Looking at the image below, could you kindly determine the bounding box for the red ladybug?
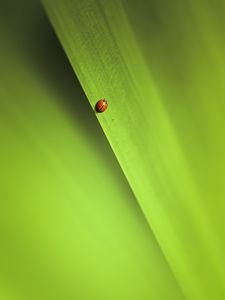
[96,99,108,113]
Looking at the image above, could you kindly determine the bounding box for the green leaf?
[42,0,225,299]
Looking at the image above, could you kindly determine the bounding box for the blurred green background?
[0,1,183,300]
[1,0,225,299]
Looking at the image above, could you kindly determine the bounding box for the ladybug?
[96,99,108,113]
